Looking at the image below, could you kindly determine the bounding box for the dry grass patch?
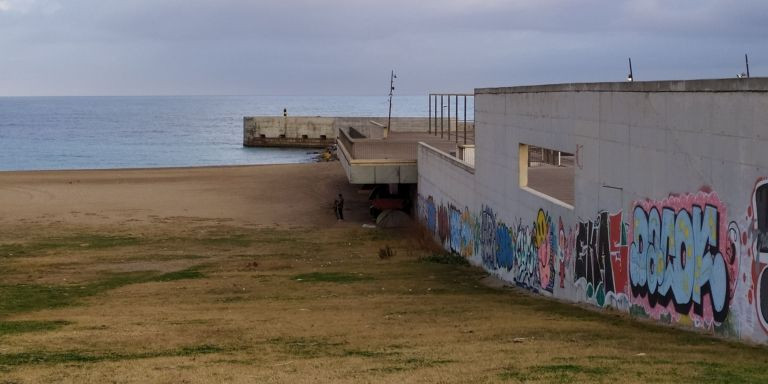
[0,225,766,383]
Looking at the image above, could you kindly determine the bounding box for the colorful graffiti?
[437,204,450,244]
[508,218,541,291]
[732,179,768,336]
[628,191,737,327]
[421,198,574,295]
[536,210,557,293]
[752,180,768,332]
[478,207,554,292]
[423,195,437,235]
[419,195,474,258]
[557,218,575,290]
[449,206,474,257]
[575,211,629,307]
[419,177,768,342]
[479,206,497,269]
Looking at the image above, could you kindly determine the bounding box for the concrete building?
[244,94,476,186]
[416,78,768,344]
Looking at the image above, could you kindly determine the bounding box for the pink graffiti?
[539,238,552,291]
[746,179,768,332]
[558,218,574,289]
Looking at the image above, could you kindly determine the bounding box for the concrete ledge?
[418,142,475,174]
[244,137,334,148]
[338,139,418,184]
[520,186,574,210]
[243,116,439,148]
[476,77,768,95]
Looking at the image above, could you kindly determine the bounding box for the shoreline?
[0,161,322,175]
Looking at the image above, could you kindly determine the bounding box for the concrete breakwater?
[243,116,461,148]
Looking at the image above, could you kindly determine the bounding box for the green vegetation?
[689,360,768,384]
[196,234,252,247]
[154,266,206,282]
[292,272,372,284]
[370,357,454,373]
[0,266,206,317]
[268,337,450,374]
[498,367,532,382]
[419,252,470,266]
[343,349,399,358]
[0,344,224,367]
[0,320,71,337]
[499,364,610,383]
[269,337,346,358]
[530,363,610,376]
[0,235,140,257]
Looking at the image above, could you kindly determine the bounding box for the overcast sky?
[1,0,766,96]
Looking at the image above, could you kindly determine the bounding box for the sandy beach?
[0,163,367,231]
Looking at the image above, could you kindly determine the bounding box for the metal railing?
[528,145,575,167]
[428,93,475,145]
[338,129,457,161]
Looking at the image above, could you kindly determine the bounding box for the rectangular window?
[519,143,574,207]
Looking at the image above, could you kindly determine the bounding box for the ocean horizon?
[0,95,453,172]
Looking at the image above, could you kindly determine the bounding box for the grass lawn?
[0,225,766,383]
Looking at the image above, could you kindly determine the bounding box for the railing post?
[447,94,451,141]
[440,95,444,139]
[463,95,467,145]
[435,94,439,136]
[428,94,432,134]
[433,94,437,136]
[455,95,458,143]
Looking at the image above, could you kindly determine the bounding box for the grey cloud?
[1,0,766,96]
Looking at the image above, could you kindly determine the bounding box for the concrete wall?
[458,145,475,166]
[243,116,441,147]
[243,117,336,147]
[417,78,768,344]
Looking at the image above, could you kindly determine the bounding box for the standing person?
[337,193,344,220]
[333,196,340,220]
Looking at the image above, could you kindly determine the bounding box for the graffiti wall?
[418,178,768,343]
[750,180,768,337]
[575,211,630,309]
[628,191,736,330]
[417,81,768,345]
[731,179,768,341]
[418,196,577,298]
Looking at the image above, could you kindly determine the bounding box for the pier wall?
[417,78,768,344]
[243,116,442,147]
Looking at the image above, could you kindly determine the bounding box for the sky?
[1,0,766,96]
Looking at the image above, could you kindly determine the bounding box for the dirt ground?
[0,163,767,383]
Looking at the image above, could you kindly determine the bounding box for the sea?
[0,95,448,171]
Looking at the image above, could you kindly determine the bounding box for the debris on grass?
[378,245,395,259]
